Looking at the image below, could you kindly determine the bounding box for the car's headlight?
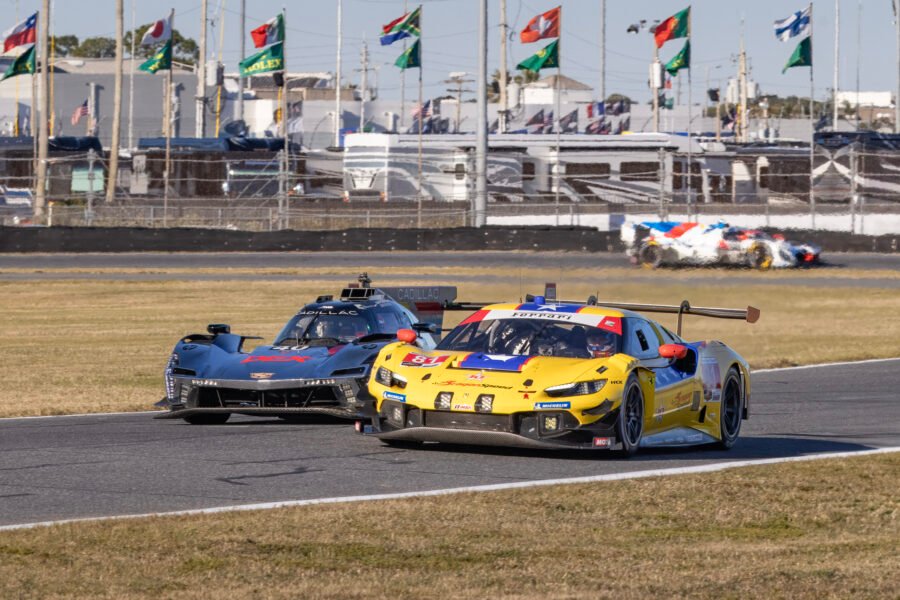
[544,379,607,398]
[375,366,407,389]
[164,353,178,399]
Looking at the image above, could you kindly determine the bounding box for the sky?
[4,0,895,104]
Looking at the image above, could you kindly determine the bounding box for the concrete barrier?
[0,226,897,254]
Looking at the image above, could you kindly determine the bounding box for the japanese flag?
[141,13,172,46]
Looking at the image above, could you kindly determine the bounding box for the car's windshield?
[437,318,621,359]
[275,312,372,345]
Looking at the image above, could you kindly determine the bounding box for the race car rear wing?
[583,299,760,337]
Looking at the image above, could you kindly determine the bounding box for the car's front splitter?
[370,426,620,450]
[155,406,363,420]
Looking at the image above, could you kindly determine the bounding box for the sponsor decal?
[299,309,359,315]
[515,303,583,313]
[467,373,486,381]
[701,361,722,402]
[596,317,622,335]
[592,437,612,448]
[451,403,473,411]
[401,353,450,368]
[383,391,406,403]
[190,379,219,387]
[511,311,574,321]
[458,353,533,372]
[654,405,664,423]
[430,379,513,390]
[241,355,312,364]
[250,372,274,379]
[534,401,571,410]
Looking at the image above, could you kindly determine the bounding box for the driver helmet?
[314,318,341,339]
[586,329,616,358]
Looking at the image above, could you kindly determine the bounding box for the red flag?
[520,7,560,44]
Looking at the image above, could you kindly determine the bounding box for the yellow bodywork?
[368,303,751,448]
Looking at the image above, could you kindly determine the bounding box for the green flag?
[783,36,812,73]
[239,42,284,77]
[138,40,172,74]
[1,45,36,81]
[665,40,690,76]
[516,39,559,72]
[395,39,421,70]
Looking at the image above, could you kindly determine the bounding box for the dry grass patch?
[1,276,898,417]
[0,453,897,599]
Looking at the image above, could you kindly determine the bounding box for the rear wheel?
[638,243,665,269]
[183,413,230,425]
[749,243,773,270]
[717,368,743,449]
[617,375,645,456]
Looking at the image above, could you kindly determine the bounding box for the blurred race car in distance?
[621,220,821,269]
[363,284,759,455]
[156,275,454,425]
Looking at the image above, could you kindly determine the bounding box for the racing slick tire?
[748,243,773,270]
[616,374,645,456]
[638,243,665,269]
[716,367,743,449]
[183,413,231,425]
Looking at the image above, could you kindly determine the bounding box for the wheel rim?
[722,378,741,438]
[624,385,643,445]
[642,245,660,266]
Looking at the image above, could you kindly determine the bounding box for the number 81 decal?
[401,353,450,367]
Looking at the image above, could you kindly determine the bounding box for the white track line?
[2,446,898,532]
[0,410,160,422]
[752,356,900,374]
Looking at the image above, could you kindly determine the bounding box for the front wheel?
[749,243,773,270]
[617,375,645,456]
[183,413,230,425]
[717,368,744,449]
[638,243,665,269]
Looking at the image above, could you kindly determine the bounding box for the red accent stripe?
[460,309,489,325]
[664,222,699,238]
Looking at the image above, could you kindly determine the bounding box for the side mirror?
[412,322,441,335]
[659,344,688,360]
[207,323,231,335]
[396,329,418,344]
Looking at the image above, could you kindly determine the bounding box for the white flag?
[774,7,811,42]
[141,13,172,46]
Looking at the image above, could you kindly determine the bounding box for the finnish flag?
[774,7,811,42]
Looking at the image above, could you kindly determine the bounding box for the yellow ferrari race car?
[363,292,759,454]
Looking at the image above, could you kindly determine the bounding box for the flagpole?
[475,0,488,226]
[809,2,815,230]
[128,0,136,150]
[237,0,245,126]
[417,41,423,227]
[13,1,19,137]
[652,35,660,131]
[832,0,839,130]
[281,7,288,230]
[687,9,693,218]
[400,0,407,131]
[35,0,49,223]
[553,8,562,223]
[334,0,342,147]
[163,8,174,228]
[48,0,54,136]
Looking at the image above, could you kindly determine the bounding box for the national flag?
[489,119,499,133]
[381,6,421,46]
[138,40,172,73]
[722,108,737,131]
[585,118,606,134]
[586,101,605,118]
[70,99,89,126]
[665,40,690,76]
[395,39,421,70]
[520,6,560,43]
[516,39,559,72]
[559,109,578,133]
[141,12,172,46]
[542,110,554,134]
[525,109,545,127]
[251,14,284,49]
[412,99,431,120]
[665,76,673,90]
[654,7,690,49]
[774,7,811,42]
[239,41,284,77]
[782,36,812,73]
[1,44,35,81]
[3,12,37,53]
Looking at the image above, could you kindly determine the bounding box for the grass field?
[2,269,900,417]
[1,452,897,599]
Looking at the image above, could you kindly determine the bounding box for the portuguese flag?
[516,39,559,72]
[654,7,690,49]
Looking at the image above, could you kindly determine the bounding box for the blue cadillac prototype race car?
[156,275,456,425]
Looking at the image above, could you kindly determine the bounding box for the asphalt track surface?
[0,252,898,289]
[1,359,898,528]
